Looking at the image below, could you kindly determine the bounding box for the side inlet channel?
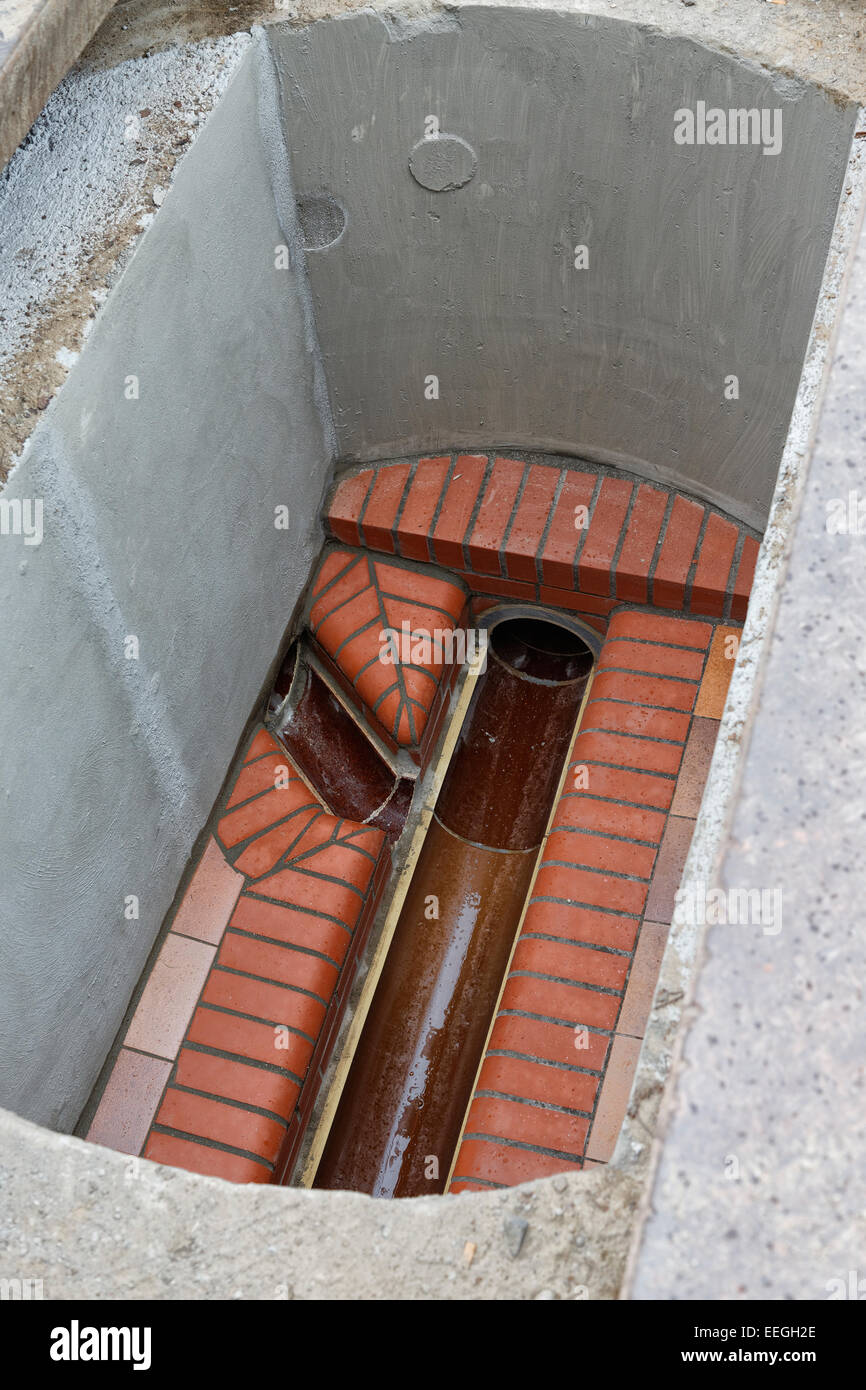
[313,616,595,1196]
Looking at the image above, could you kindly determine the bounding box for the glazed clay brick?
[93,460,753,1192]
[450,606,715,1188]
[328,456,760,620]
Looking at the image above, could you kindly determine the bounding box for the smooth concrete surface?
[7,2,866,482]
[628,162,866,1303]
[270,7,857,530]
[0,0,115,171]
[0,34,334,1130]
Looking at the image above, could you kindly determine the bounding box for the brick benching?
[448,609,740,1189]
[306,546,468,760]
[88,729,391,1183]
[86,548,474,1181]
[327,453,760,626]
[88,452,752,1189]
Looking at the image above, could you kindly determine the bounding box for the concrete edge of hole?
[0,1101,638,1300]
[0,0,117,173]
[617,108,866,1300]
[80,3,866,109]
[628,164,866,1303]
[0,8,865,1301]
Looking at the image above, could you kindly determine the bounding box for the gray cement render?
[628,167,866,1304]
[0,34,334,1131]
[0,2,864,1302]
[269,6,856,531]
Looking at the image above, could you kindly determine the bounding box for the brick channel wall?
[450,613,736,1188]
[88,730,391,1182]
[327,454,759,627]
[87,451,752,1188]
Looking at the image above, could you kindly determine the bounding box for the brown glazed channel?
[275,653,413,838]
[436,624,594,851]
[313,619,592,1197]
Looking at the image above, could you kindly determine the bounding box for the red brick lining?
[90,730,391,1184]
[327,454,758,624]
[95,608,734,1189]
[448,609,725,1190]
[89,451,754,1189]
[146,731,389,1183]
[308,547,468,755]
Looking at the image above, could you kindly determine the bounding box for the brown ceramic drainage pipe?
[273,648,413,838]
[313,618,593,1198]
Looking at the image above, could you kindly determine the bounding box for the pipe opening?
[490,617,595,684]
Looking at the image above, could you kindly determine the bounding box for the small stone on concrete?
[504,1215,529,1258]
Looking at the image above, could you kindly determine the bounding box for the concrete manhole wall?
[0,3,864,1300]
[268,7,856,532]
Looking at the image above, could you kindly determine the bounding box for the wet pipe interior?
[313,618,594,1197]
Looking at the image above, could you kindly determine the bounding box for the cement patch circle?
[409,135,477,192]
[297,193,346,250]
